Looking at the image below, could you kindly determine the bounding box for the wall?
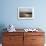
[0,0,46,29]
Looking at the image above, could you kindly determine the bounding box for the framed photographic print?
[18,7,34,19]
